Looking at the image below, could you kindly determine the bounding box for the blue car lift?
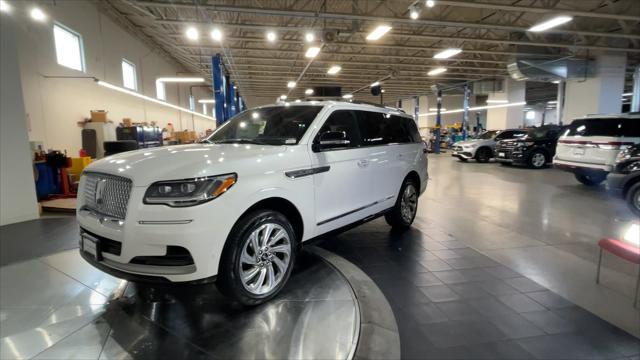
[211,54,246,126]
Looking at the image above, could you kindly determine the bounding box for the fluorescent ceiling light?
[295,99,301,103]
[97,80,214,121]
[547,100,558,104]
[421,101,526,116]
[528,15,573,32]
[370,81,380,87]
[30,7,46,21]
[429,108,446,111]
[279,95,287,100]
[428,67,447,76]
[287,81,296,88]
[305,88,314,95]
[186,27,199,40]
[433,48,462,59]
[486,99,508,104]
[366,25,392,41]
[305,32,315,43]
[343,94,353,99]
[1,0,12,13]
[157,77,205,83]
[381,89,386,93]
[266,31,277,42]
[426,0,435,8]
[198,99,216,104]
[327,65,342,75]
[305,46,321,58]
[552,80,561,84]
[210,28,223,42]
[623,92,633,96]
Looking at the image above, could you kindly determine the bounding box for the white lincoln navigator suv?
[77,101,428,305]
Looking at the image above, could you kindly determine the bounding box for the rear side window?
[356,111,388,146]
[396,116,421,143]
[563,118,640,137]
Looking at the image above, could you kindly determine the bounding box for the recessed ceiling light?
[486,99,508,104]
[428,67,447,76]
[327,65,342,75]
[266,31,277,42]
[366,25,392,41]
[186,27,199,40]
[410,8,420,20]
[381,89,386,93]
[0,0,12,13]
[305,88,314,95]
[342,94,353,99]
[433,48,462,59]
[305,46,321,58]
[210,28,223,42]
[287,81,296,88]
[30,7,47,21]
[305,32,315,43]
[295,99,301,103]
[528,15,573,32]
[426,0,435,8]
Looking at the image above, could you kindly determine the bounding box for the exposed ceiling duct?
[508,58,595,82]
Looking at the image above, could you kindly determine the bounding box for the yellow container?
[69,157,92,177]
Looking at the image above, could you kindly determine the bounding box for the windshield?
[525,126,560,140]
[204,105,323,145]
[562,118,640,137]
[477,130,499,140]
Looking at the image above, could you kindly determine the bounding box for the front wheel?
[217,210,297,306]
[625,182,640,217]
[475,147,492,163]
[575,172,607,186]
[385,178,418,230]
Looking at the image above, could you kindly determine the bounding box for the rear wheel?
[575,172,607,186]
[217,210,296,306]
[385,178,418,230]
[528,150,548,169]
[626,182,640,217]
[475,147,492,163]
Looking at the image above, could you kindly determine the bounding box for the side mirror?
[315,131,350,151]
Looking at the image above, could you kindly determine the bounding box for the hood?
[454,139,490,147]
[84,143,301,186]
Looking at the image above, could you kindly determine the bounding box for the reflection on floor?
[320,219,640,359]
[0,250,358,359]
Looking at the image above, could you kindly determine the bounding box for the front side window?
[205,105,322,145]
[317,110,360,148]
[53,23,85,72]
[121,59,137,90]
[478,130,499,140]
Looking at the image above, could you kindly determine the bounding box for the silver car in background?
[452,129,527,163]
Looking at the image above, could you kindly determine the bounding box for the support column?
[563,53,626,122]
[486,79,525,130]
[632,65,640,113]
[1,16,39,225]
[556,80,565,125]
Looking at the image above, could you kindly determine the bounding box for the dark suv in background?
[495,125,564,169]
[608,144,640,216]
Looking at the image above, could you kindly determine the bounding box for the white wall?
[486,79,525,130]
[1,16,40,225]
[15,1,217,156]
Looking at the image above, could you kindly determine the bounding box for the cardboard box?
[90,110,108,122]
[175,130,199,144]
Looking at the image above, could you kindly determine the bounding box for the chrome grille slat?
[82,172,132,220]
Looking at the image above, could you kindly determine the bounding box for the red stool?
[597,238,640,308]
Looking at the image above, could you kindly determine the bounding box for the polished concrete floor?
[0,248,358,359]
[419,154,639,337]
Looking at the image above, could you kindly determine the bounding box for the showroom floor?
[0,154,638,359]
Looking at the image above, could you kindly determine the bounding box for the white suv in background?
[77,101,428,305]
[554,113,640,186]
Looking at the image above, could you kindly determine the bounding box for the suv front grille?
[83,172,133,220]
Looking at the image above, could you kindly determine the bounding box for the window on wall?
[156,81,166,100]
[121,59,137,90]
[53,23,85,72]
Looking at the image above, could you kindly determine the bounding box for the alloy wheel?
[532,153,546,168]
[239,223,291,295]
[400,184,418,223]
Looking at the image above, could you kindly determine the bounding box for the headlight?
[144,174,237,207]
[615,148,631,164]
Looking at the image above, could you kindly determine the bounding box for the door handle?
[357,159,369,168]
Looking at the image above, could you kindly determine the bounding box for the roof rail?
[348,100,406,113]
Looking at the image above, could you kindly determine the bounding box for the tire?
[458,157,468,162]
[625,182,640,217]
[574,172,607,186]
[217,209,297,306]
[528,150,548,169]
[475,147,492,163]
[500,162,512,166]
[385,177,419,230]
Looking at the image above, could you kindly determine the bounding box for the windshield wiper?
[211,138,272,145]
